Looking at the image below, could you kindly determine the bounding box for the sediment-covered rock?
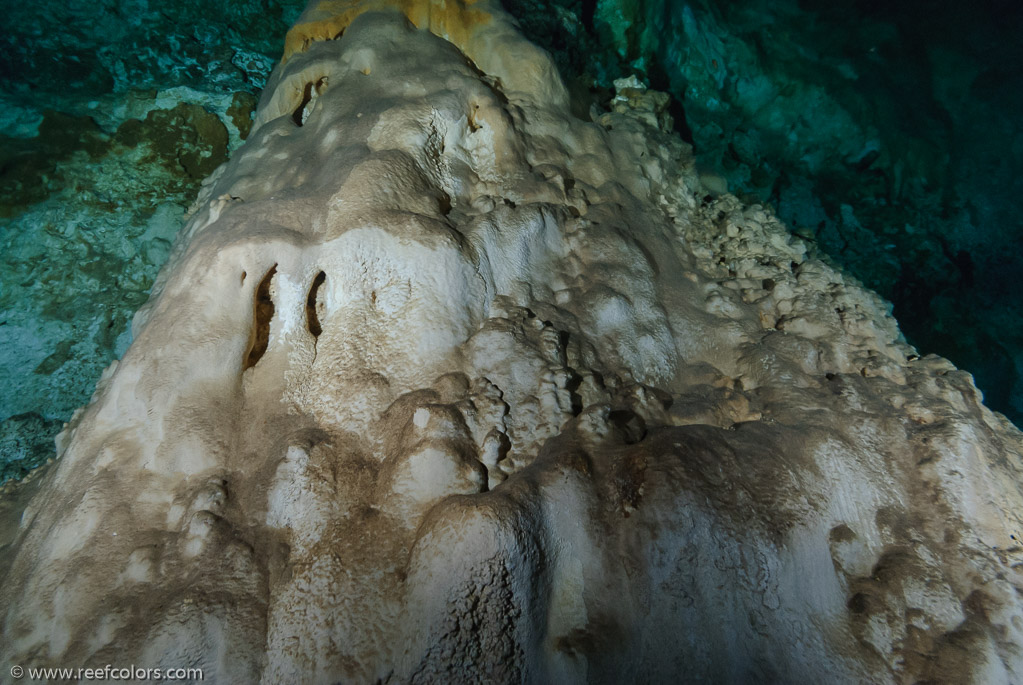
[2,1,1023,683]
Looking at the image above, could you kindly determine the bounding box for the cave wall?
[500,0,1023,424]
[0,0,305,481]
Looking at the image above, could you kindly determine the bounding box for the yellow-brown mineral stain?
[282,0,493,62]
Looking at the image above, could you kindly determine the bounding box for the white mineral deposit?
[2,1,1023,683]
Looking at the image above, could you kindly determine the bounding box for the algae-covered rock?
[114,103,229,179]
[0,112,107,217]
[0,413,63,483]
[0,0,288,482]
[0,100,230,484]
[228,91,260,140]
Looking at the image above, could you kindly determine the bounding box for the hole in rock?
[847,592,871,614]
[293,83,314,126]
[438,191,452,216]
[292,77,328,127]
[609,409,647,445]
[646,385,674,410]
[306,271,326,337]
[241,271,247,284]
[565,372,584,417]
[245,265,277,369]
[558,329,570,353]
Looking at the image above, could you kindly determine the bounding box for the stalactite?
[2,1,1023,683]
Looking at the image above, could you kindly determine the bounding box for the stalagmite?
[3,1,1023,682]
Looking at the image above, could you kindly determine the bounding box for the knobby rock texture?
[2,1,1023,683]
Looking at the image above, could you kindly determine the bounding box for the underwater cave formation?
[1,0,1023,683]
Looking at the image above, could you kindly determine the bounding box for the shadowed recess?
[307,270,326,338]
[246,265,277,369]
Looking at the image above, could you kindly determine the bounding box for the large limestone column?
[3,1,1023,683]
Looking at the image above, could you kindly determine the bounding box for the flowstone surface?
[3,1,1023,683]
